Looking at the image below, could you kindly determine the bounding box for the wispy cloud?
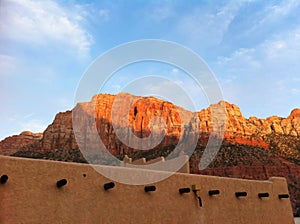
[214,23,300,117]
[234,1,300,47]
[98,9,110,22]
[0,55,17,76]
[0,0,93,58]
[147,4,174,22]
[0,0,299,139]
[253,0,300,29]
[177,2,242,46]
[291,88,300,95]
[217,25,300,69]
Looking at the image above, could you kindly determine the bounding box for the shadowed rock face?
[0,131,42,156]
[0,93,299,214]
[6,93,298,157]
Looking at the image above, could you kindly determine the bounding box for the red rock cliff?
[3,93,299,161]
[1,93,299,214]
[0,131,42,155]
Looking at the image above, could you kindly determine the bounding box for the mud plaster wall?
[0,156,294,224]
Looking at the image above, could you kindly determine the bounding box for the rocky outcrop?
[1,93,299,166]
[198,101,300,162]
[41,111,77,153]
[0,131,42,156]
[14,94,299,160]
[1,93,299,214]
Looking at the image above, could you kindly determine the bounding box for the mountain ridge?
[0,93,299,215]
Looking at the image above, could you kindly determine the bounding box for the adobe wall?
[124,154,190,173]
[0,156,294,224]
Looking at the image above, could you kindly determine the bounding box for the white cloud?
[177,2,241,46]
[258,1,300,25]
[243,1,300,40]
[214,25,300,117]
[0,0,93,58]
[23,113,34,119]
[291,88,300,95]
[148,4,174,22]
[98,9,110,21]
[0,55,17,76]
[217,48,261,69]
[217,25,300,70]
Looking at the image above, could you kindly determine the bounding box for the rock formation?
[0,131,42,156]
[0,93,299,214]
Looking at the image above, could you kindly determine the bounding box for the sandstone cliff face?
[199,101,300,148]
[41,111,77,152]
[74,93,199,156]
[2,93,299,164]
[1,93,299,214]
[0,131,42,156]
[21,94,299,160]
[1,93,299,165]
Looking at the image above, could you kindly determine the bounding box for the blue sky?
[0,0,300,140]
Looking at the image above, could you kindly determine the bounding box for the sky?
[0,0,300,140]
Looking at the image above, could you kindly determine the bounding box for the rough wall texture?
[0,156,295,224]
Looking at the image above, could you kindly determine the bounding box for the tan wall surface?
[0,156,294,224]
[124,155,190,174]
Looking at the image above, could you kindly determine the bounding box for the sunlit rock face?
[0,93,299,214]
